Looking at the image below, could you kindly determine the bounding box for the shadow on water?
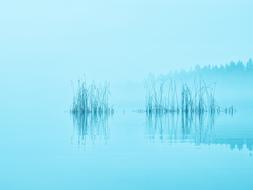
[145,112,253,151]
[71,112,113,146]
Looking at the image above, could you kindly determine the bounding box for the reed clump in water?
[145,78,234,115]
[71,79,114,115]
[70,79,113,145]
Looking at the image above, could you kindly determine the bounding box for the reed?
[71,79,114,115]
[145,78,234,115]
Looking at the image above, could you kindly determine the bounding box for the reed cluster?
[145,78,234,115]
[71,79,114,115]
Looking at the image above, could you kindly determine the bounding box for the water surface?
[1,97,252,190]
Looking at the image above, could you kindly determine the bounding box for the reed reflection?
[146,112,215,145]
[71,112,113,145]
[146,112,253,151]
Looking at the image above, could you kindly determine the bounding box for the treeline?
[195,59,253,75]
[166,59,253,78]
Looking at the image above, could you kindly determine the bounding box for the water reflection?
[71,112,112,146]
[213,138,253,151]
[70,110,253,152]
[146,112,253,151]
[146,112,215,143]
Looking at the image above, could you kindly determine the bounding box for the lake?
[1,82,252,190]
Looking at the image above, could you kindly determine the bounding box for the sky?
[0,0,253,83]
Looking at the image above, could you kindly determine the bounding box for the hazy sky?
[1,0,253,82]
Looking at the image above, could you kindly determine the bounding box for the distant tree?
[246,58,253,70]
[195,65,201,72]
[236,61,244,71]
[230,61,236,69]
[220,65,225,70]
[213,65,219,72]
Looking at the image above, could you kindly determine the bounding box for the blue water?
[1,91,253,190]
[1,0,253,188]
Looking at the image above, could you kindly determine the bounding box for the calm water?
[1,0,253,188]
[1,90,253,190]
